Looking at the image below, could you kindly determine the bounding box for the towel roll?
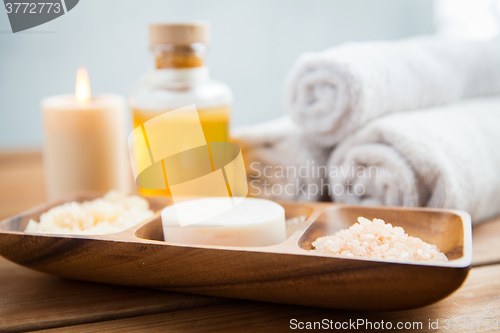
[231,117,331,201]
[327,96,500,224]
[286,36,500,147]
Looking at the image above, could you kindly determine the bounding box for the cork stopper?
[149,22,210,46]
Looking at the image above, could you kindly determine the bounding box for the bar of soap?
[161,197,286,247]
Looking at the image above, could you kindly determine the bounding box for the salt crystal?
[312,217,448,262]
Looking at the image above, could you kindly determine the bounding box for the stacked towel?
[231,117,331,201]
[286,36,500,147]
[327,96,500,224]
[233,35,500,223]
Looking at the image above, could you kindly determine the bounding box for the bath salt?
[286,215,307,227]
[312,217,448,262]
[24,190,154,235]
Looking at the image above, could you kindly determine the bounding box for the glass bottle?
[130,22,232,196]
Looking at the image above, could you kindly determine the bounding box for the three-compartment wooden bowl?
[0,193,472,311]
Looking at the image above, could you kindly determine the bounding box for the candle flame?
[75,67,91,103]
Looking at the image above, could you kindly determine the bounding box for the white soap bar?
[161,197,286,247]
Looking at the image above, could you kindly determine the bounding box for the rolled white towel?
[286,36,500,147]
[327,96,500,224]
[231,117,331,201]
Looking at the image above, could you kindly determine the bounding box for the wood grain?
[38,263,500,333]
[0,256,228,333]
[0,153,227,333]
[0,195,472,312]
[1,151,498,265]
[472,216,500,267]
[0,150,498,333]
[0,150,500,266]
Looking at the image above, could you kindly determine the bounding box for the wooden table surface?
[0,151,499,333]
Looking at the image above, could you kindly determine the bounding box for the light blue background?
[0,0,434,148]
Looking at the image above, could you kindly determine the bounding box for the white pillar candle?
[42,68,131,200]
[161,197,286,247]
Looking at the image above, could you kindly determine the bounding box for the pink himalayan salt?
[312,217,448,262]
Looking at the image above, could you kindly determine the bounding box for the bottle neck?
[148,66,210,88]
[152,43,207,69]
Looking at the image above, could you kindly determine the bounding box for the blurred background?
[0,0,498,148]
[0,0,434,148]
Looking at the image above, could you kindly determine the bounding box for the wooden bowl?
[0,193,471,311]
